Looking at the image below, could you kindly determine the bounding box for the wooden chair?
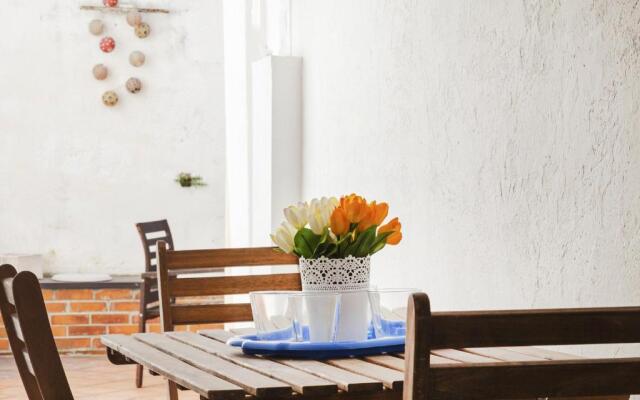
[134,219,175,388]
[404,292,640,399]
[0,264,74,400]
[156,240,299,399]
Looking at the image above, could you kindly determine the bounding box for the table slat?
[134,333,293,397]
[431,349,500,363]
[462,347,545,362]
[171,331,338,396]
[277,358,383,393]
[101,334,245,400]
[326,358,404,390]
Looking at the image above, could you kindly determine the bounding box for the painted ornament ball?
[99,36,115,53]
[103,0,118,7]
[126,77,142,94]
[88,19,104,35]
[134,22,151,39]
[126,10,142,27]
[129,51,145,67]
[92,64,108,80]
[102,91,118,106]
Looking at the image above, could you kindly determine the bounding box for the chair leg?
[135,314,145,388]
[167,380,179,400]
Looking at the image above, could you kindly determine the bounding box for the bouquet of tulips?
[271,194,402,259]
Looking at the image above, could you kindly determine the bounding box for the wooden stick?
[79,5,170,14]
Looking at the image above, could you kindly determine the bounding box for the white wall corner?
[250,55,302,246]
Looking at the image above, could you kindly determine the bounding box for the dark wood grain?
[169,273,302,297]
[430,306,640,349]
[156,240,299,331]
[171,303,253,324]
[430,358,640,399]
[164,247,298,269]
[135,219,175,388]
[405,292,639,400]
[0,265,74,400]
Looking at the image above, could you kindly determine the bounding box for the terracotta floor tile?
[0,356,200,399]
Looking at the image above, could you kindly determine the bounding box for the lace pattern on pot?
[298,255,370,292]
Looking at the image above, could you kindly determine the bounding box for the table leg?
[167,380,178,400]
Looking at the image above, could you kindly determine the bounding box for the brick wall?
[0,288,222,354]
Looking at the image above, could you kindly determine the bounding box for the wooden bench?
[404,292,640,399]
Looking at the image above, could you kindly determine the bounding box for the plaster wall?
[291,0,640,318]
[0,0,226,274]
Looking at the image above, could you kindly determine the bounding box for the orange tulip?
[358,201,389,231]
[330,207,350,236]
[378,217,402,245]
[340,194,370,223]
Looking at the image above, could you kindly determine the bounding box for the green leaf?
[369,231,393,255]
[294,228,322,259]
[354,226,377,257]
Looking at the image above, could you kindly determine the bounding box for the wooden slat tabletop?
[101,329,621,400]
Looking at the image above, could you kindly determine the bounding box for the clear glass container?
[368,288,420,338]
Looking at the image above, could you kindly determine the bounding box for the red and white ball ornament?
[99,36,116,53]
[103,0,118,7]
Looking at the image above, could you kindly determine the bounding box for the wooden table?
[102,329,625,400]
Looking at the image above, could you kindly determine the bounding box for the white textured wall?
[0,0,225,274]
[292,1,640,315]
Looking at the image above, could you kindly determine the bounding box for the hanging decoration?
[134,22,151,39]
[88,19,104,35]
[92,64,109,80]
[82,3,169,108]
[129,51,145,67]
[102,91,119,106]
[99,36,116,53]
[126,10,142,27]
[126,78,142,93]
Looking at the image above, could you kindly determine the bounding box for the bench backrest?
[404,292,640,399]
[156,241,300,331]
[0,265,73,400]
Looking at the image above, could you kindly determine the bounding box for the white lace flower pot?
[298,256,371,342]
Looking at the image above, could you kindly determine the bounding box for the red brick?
[51,326,66,337]
[51,314,89,325]
[108,325,138,334]
[91,314,129,324]
[55,338,91,350]
[95,289,132,300]
[0,326,6,337]
[45,302,67,313]
[132,290,141,299]
[111,301,139,312]
[91,338,106,349]
[68,326,106,336]
[55,289,93,300]
[147,324,162,333]
[70,302,107,312]
[0,339,8,350]
[41,289,54,300]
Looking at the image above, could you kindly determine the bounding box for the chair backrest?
[0,265,73,400]
[135,219,175,273]
[156,241,300,331]
[404,292,640,400]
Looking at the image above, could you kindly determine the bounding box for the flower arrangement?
[271,194,402,259]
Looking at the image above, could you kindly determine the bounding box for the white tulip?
[283,202,308,229]
[270,222,297,253]
[306,197,338,235]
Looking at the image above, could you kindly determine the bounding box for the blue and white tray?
[227,325,405,359]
